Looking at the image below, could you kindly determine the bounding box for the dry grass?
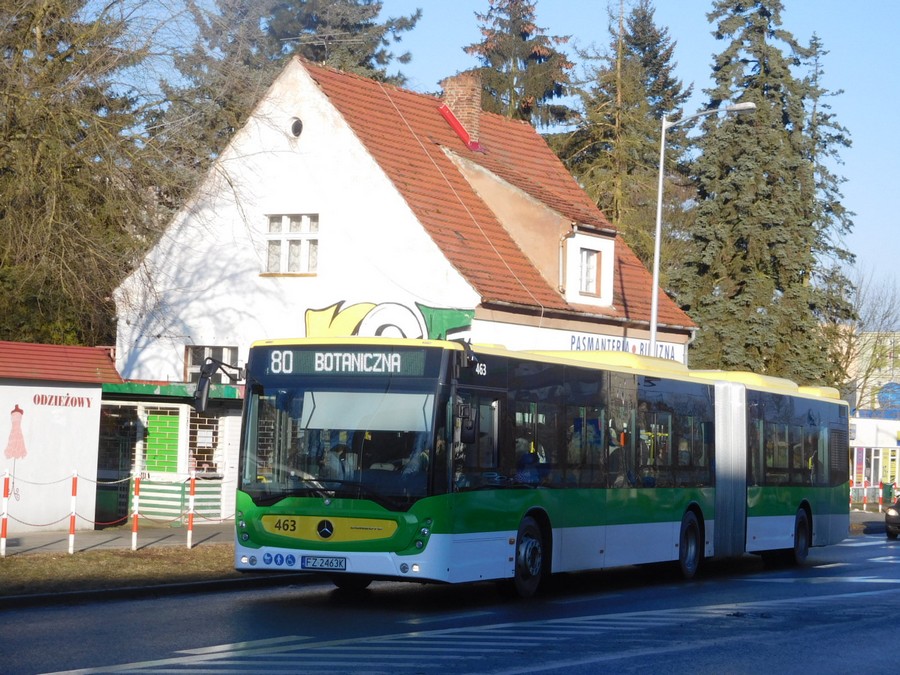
[0,544,242,597]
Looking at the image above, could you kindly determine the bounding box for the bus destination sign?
[263,348,426,377]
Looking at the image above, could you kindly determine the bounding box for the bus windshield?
[241,383,440,510]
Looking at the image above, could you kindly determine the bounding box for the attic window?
[264,214,318,275]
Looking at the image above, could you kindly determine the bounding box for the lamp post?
[648,101,756,356]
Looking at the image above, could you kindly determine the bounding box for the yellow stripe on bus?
[261,515,398,542]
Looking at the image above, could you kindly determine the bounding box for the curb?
[0,572,312,610]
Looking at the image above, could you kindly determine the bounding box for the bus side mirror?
[192,358,243,414]
[457,403,478,444]
[193,373,211,414]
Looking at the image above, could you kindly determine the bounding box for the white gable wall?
[116,61,478,381]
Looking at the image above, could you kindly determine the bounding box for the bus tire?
[678,511,702,579]
[331,574,372,591]
[790,508,810,565]
[512,516,544,598]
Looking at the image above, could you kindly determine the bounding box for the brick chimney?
[439,70,483,151]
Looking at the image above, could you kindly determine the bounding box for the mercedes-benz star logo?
[317,520,334,539]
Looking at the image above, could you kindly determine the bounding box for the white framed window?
[264,214,318,274]
[186,346,239,384]
[579,248,600,296]
[565,232,614,307]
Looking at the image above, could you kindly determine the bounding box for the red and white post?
[1,470,10,558]
[186,471,196,549]
[131,475,141,551]
[67,470,78,554]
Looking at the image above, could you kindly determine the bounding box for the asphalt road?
[0,509,894,674]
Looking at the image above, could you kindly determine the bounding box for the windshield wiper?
[251,480,329,505]
[317,478,411,510]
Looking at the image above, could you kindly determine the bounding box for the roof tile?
[301,59,693,330]
[0,341,123,384]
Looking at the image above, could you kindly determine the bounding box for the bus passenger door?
[453,391,501,490]
[713,381,748,558]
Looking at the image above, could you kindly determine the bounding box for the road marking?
[746,575,900,585]
[837,539,888,547]
[177,636,313,654]
[52,587,900,674]
[404,610,493,625]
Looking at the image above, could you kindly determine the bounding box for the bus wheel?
[790,509,810,565]
[331,575,372,591]
[512,516,544,598]
[678,511,702,579]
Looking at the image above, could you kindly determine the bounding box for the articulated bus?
[202,338,849,597]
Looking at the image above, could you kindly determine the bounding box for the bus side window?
[453,393,499,489]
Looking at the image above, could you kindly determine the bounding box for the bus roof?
[525,350,690,375]
[798,385,843,400]
[690,369,799,392]
[248,338,844,402]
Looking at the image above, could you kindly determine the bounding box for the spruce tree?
[264,0,421,84]
[464,0,574,127]
[557,0,691,271]
[804,34,857,388]
[671,0,833,383]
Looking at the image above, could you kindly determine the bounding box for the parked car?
[885,498,900,539]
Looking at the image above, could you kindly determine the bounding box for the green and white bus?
[203,337,849,597]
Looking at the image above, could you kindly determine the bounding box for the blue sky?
[380,1,899,289]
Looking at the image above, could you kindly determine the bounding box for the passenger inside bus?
[320,443,354,480]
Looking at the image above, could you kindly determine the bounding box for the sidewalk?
[1,509,883,557]
[1,519,235,556]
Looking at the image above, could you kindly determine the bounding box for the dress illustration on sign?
[4,405,27,501]
[4,405,27,460]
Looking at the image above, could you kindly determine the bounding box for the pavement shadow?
[860,518,886,535]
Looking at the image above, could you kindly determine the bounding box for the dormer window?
[564,230,614,307]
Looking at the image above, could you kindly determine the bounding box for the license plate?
[301,556,347,570]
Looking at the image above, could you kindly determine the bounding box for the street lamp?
[648,101,757,356]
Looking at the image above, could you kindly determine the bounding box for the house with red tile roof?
[108,57,697,520]
[115,57,694,388]
[0,341,121,532]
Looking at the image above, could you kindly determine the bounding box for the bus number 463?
[273,518,297,532]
